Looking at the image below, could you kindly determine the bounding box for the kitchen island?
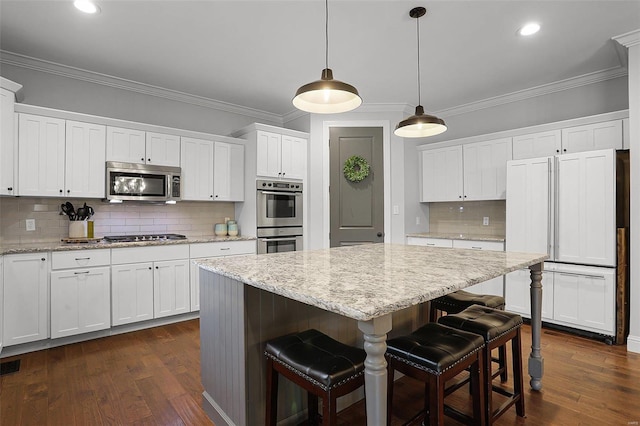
[196,243,547,426]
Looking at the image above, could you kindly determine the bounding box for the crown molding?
[433,66,628,118]
[0,50,283,125]
[613,29,640,48]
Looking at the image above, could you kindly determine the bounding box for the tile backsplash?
[428,200,506,237]
[0,197,236,244]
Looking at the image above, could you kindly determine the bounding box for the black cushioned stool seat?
[386,322,486,426]
[438,305,525,425]
[264,329,366,426]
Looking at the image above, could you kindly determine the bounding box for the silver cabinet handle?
[75,257,91,261]
[470,246,482,250]
[74,271,90,275]
[426,243,436,246]
[220,247,231,251]
[555,271,604,280]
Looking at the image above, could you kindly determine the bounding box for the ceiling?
[1,1,639,118]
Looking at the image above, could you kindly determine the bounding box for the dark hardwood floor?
[1,319,639,425]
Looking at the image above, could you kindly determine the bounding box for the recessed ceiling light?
[519,22,540,36]
[74,0,100,14]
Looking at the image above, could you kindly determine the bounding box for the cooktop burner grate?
[103,233,187,243]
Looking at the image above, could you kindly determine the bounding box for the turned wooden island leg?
[358,314,392,426]
[529,262,545,390]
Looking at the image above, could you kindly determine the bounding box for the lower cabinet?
[3,253,50,346]
[505,263,615,336]
[111,262,155,326]
[153,259,190,318]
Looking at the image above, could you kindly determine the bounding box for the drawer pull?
[75,257,91,261]
[74,271,90,275]
[426,243,436,246]
[220,248,231,251]
[471,246,482,250]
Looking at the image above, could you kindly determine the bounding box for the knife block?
[69,221,88,238]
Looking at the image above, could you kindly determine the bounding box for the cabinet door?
[50,267,110,339]
[256,130,282,178]
[65,120,106,198]
[552,268,615,335]
[561,120,623,154]
[453,240,505,296]
[154,259,190,318]
[111,262,154,326]
[506,157,553,257]
[512,130,561,159]
[106,126,146,164]
[18,114,66,196]
[463,137,512,200]
[181,137,214,201]
[3,253,49,346]
[280,135,307,180]
[146,132,181,167]
[0,259,4,353]
[556,150,616,266]
[505,268,553,320]
[0,88,17,195]
[420,146,463,202]
[213,142,244,201]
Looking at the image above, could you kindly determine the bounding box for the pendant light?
[292,0,362,114]
[394,7,447,138]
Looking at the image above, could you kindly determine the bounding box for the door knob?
[377,232,383,237]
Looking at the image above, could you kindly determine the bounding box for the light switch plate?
[26,219,36,231]
[483,217,489,226]
[393,205,399,215]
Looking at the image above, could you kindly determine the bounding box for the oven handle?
[258,190,302,196]
[259,237,300,242]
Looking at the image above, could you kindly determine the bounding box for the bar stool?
[430,290,508,383]
[386,322,486,426]
[438,305,525,425]
[264,329,366,426]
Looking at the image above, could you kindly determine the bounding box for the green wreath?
[343,155,370,183]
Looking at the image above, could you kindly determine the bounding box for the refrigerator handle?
[554,156,559,260]
[548,157,552,256]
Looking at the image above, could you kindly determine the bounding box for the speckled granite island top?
[196,243,547,321]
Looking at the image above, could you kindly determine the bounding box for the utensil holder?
[69,221,88,238]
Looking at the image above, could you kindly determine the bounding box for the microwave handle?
[259,191,301,196]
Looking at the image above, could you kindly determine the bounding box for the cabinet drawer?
[52,249,111,270]
[452,240,504,252]
[406,237,453,248]
[111,244,189,265]
[190,240,256,258]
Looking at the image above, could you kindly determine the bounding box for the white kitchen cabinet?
[111,262,155,326]
[462,137,512,200]
[145,131,181,167]
[0,88,17,196]
[406,237,453,248]
[3,253,49,346]
[556,149,616,267]
[561,120,622,154]
[65,120,106,198]
[111,245,190,324]
[512,130,562,160]
[189,240,256,312]
[256,130,306,180]
[452,239,505,296]
[181,137,214,201]
[50,250,111,339]
[505,268,554,320]
[106,126,146,164]
[153,259,190,318]
[420,145,463,202]
[18,113,66,197]
[213,141,244,201]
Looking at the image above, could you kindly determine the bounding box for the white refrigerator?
[505,149,617,340]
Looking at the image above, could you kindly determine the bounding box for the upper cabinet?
[420,137,512,202]
[0,88,18,195]
[513,120,622,160]
[256,130,306,180]
[180,137,244,202]
[106,127,180,167]
[18,114,106,198]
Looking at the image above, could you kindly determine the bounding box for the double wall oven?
[256,180,303,254]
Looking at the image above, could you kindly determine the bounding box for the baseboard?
[627,334,640,354]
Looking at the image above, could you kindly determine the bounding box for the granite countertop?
[196,243,547,321]
[0,235,256,256]
[406,233,506,242]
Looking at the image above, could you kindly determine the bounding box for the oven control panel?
[257,180,302,192]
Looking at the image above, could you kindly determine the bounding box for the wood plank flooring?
[1,319,639,425]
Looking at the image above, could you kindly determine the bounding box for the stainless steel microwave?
[106,161,181,202]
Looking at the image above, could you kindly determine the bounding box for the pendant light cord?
[325,0,329,69]
[416,13,421,106]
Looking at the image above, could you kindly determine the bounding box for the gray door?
[329,127,384,247]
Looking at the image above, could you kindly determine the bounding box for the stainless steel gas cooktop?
[103,233,187,243]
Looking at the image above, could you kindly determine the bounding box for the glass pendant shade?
[394,105,447,138]
[293,68,362,114]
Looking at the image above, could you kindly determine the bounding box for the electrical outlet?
[26,219,36,231]
[483,217,489,226]
[416,216,421,225]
